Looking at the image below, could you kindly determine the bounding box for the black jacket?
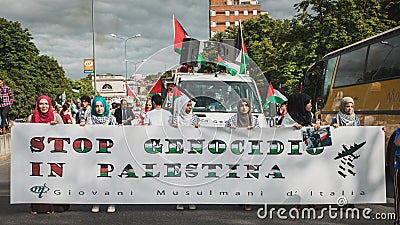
[114,107,134,125]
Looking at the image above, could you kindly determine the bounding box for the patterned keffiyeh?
[87,113,116,125]
[336,97,360,126]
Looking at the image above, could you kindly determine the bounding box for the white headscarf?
[173,95,195,126]
[337,97,358,126]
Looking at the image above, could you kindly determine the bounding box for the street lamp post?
[110,33,141,96]
[133,59,147,75]
[132,59,147,96]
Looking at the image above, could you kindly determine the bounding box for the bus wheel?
[387,134,397,181]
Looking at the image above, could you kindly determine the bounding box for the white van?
[173,72,266,127]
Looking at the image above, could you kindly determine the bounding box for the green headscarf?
[91,96,110,117]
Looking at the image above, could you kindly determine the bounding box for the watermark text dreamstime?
[257,197,395,220]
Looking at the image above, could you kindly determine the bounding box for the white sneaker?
[107,204,116,213]
[176,204,184,210]
[91,205,100,213]
[188,204,196,210]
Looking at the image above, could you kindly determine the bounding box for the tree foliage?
[0,18,93,119]
[211,0,399,94]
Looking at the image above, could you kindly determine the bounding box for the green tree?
[212,0,399,95]
[0,18,94,119]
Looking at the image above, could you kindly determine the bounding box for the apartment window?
[210,10,216,16]
[234,10,239,16]
[243,10,248,15]
[234,21,239,26]
[211,21,216,27]
[225,10,230,16]
[226,21,230,27]
[253,10,258,15]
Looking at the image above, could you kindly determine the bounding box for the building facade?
[93,74,126,100]
[92,74,150,103]
[209,0,261,37]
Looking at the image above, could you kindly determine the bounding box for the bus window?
[334,47,367,87]
[323,57,337,100]
[367,35,400,81]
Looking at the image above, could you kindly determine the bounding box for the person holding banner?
[81,96,117,213]
[225,98,258,211]
[29,95,69,214]
[330,97,360,128]
[281,92,320,130]
[171,97,199,210]
[225,98,258,129]
[171,98,200,128]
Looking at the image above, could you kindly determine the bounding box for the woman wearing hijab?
[226,98,258,129]
[29,95,63,124]
[86,96,117,126]
[81,96,117,213]
[225,100,257,211]
[171,98,200,128]
[171,97,199,210]
[29,95,69,214]
[281,92,319,130]
[331,97,360,128]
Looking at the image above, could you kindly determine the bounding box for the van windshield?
[179,81,262,113]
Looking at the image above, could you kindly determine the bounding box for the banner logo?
[30,183,50,198]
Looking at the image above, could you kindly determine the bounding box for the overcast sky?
[0,0,299,80]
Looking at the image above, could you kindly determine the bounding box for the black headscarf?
[287,92,312,126]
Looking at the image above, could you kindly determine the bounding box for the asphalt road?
[0,160,396,225]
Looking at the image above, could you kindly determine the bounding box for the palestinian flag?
[197,53,206,72]
[235,21,251,74]
[172,89,192,118]
[148,76,166,97]
[173,15,190,54]
[217,54,239,76]
[126,83,138,99]
[264,82,288,108]
[164,85,183,109]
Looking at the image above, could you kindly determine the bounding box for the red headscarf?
[30,95,54,123]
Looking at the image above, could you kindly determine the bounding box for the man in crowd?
[76,95,91,125]
[114,99,134,125]
[144,94,171,126]
[0,78,13,133]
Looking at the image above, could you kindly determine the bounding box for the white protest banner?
[11,123,385,204]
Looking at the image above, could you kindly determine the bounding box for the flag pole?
[239,20,246,74]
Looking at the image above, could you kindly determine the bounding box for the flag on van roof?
[217,54,239,75]
[235,21,250,74]
[264,82,287,108]
[173,15,190,54]
[173,15,206,72]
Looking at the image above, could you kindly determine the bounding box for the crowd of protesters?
[12,85,397,222]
